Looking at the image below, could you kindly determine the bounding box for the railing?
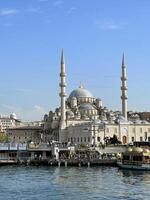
[123,160,142,166]
[0,143,27,150]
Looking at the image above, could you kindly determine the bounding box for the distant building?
[22,121,43,127]
[128,111,150,123]
[139,112,150,122]
[0,113,21,133]
[6,126,42,143]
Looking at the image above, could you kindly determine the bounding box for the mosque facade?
[43,51,150,146]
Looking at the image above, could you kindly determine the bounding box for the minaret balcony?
[60,72,66,77]
[59,83,67,87]
[121,86,127,90]
[59,93,67,97]
[121,95,128,100]
[121,77,127,81]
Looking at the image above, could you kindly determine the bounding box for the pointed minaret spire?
[121,53,128,119]
[59,49,67,130]
[61,49,65,64]
[122,52,125,66]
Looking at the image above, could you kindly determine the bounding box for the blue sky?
[0,0,150,121]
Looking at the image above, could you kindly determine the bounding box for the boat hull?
[117,162,150,170]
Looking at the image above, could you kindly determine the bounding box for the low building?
[6,126,42,144]
[0,113,21,133]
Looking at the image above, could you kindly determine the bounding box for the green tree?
[0,133,8,142]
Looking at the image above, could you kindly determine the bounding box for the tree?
[0,133,8,142]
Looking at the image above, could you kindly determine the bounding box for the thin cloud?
[1,104,45,121]
[68,7,77,14]
[15,88,34,93]
[2,104,16,110]
[25,7,42,13]
[2,104,21,115]
[34,105,45,114]
[45,18,52,24]
[3,23,14,27]
[95,20,127,30]
[53,0,63,7]
[0,8,19,16]
[39,0,48,2]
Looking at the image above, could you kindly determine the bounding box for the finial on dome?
[79,82,84,89]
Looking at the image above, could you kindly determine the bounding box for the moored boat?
[117,146,150,170]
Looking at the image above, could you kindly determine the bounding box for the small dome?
[79,103,96,111]
[66,110,74,117]
[10,113,17,119]
[69,84,93,99]
[71,97,77,100]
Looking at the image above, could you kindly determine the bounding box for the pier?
[0,142,127,166]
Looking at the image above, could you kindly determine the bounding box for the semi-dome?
[66,110,74,117]
[79,103,96,111]
[79,103,98,116]
[69,84,93,99]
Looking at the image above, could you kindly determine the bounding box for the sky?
[0,0,150,121]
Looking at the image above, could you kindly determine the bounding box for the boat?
[117,146,150,170]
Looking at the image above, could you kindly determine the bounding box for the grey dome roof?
[79,103,96,110]
[66,110,74,117]
[69,85,93,99]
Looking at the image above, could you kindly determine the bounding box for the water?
[0,166,150,200]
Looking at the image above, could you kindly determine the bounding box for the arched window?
[122,136,127,144]
[97,137,100,142]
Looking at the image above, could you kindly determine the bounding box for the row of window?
[68,137,91,143]
[9,133,32,136]
[131,136,150,142]
[68,136,101,143]
[106,128,117,133]
[132,128,150,133]
[13,136,29,140]
[0,120,12,123]
[1,126,10,128]
[106,127,150,134]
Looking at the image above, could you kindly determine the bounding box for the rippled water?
[0,166,150,200]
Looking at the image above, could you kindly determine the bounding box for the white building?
[0,113,21,133]
[43,51,150,146]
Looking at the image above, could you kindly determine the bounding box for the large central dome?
[69,84,93,99]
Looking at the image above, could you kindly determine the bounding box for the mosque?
[43,51,150,146]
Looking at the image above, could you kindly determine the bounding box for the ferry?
[117,147,150,170]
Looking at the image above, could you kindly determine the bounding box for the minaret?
[121,53,128,119]
[59,49,67,129]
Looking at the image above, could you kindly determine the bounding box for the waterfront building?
[0,113,21,133]
[43,51,150,146]
[128,111,150,123]
[6,125,42,143]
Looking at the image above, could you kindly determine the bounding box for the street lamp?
[92,121,96,149]
[101,121,106,146]
[88,120,96,149]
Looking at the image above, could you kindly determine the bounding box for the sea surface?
[0,166,150,200]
